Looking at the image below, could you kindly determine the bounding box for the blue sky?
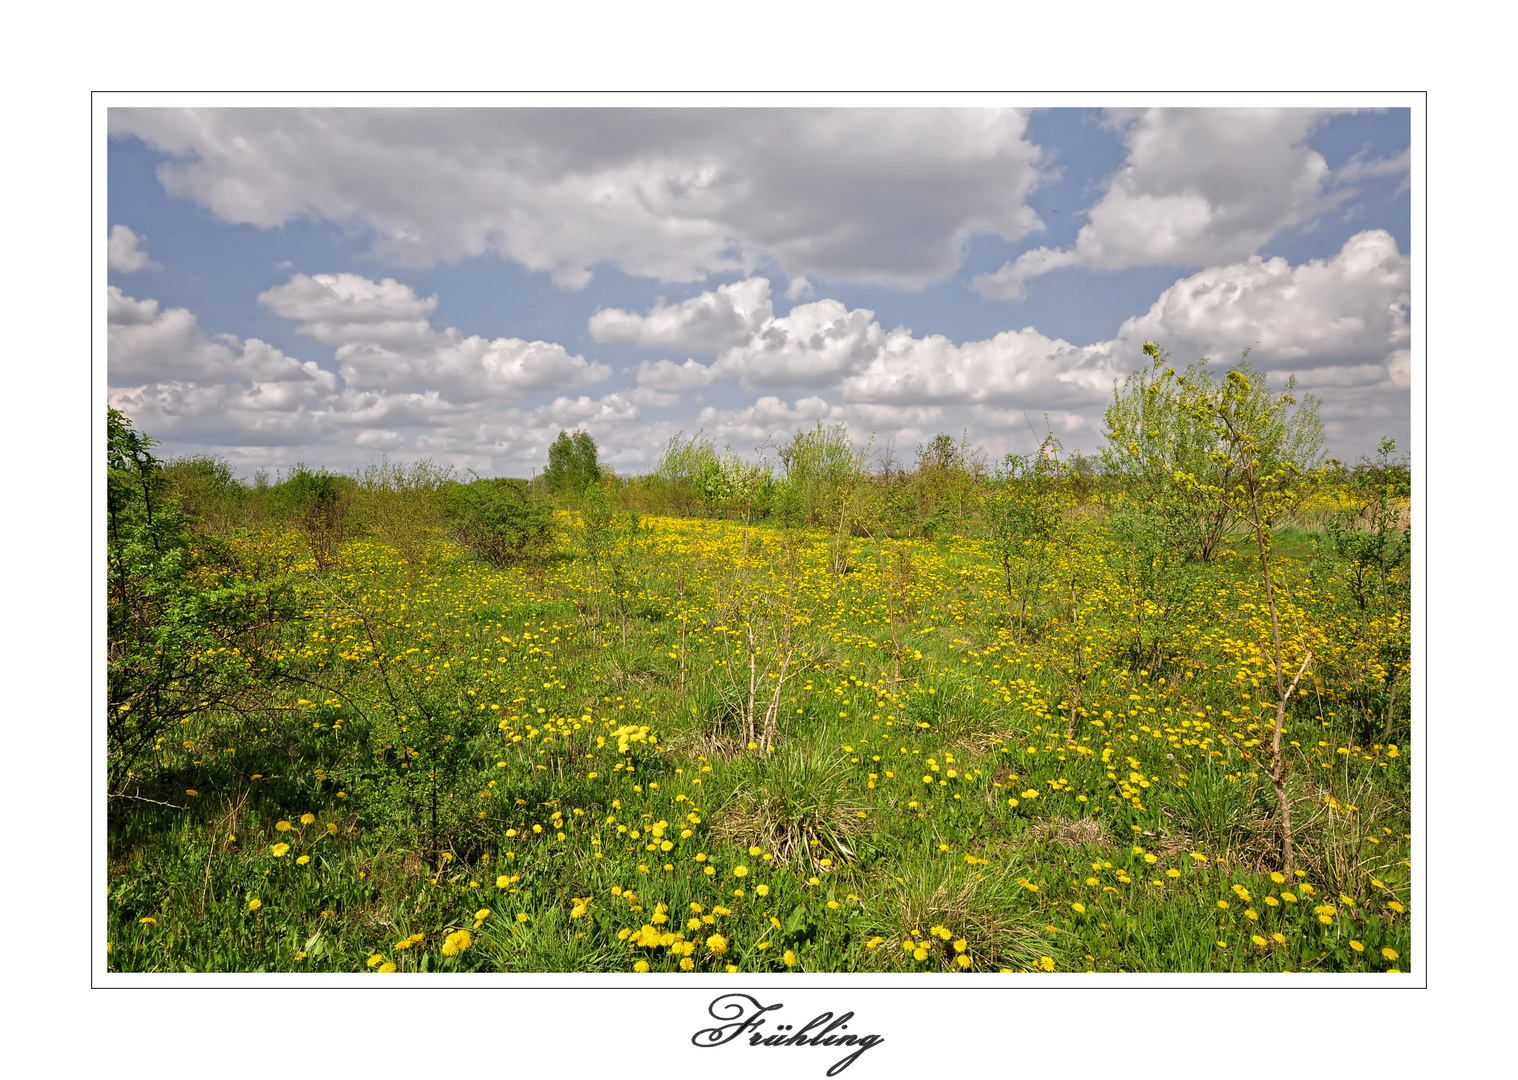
[106,106,1411,477]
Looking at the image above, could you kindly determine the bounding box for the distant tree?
[543,429,602,495]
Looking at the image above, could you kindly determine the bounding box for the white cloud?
[1331,146,1411,185]
[785,276,816,301]
[973,108,1351,299]
[714,296,886,389]
[838,328,1119,409]
[107,224,160,273]
[258,272,611,402]
[107,231,1409,474]
[589,277,773,351]
[633,358,719,391]
[1114,229,1409,378]
[109,286,334,390]
[110,108,1048,288]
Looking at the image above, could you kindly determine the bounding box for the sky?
[105,106,1412,479]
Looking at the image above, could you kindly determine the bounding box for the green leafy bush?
[444,478,556,567]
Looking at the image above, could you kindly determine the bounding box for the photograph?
[101,101,1415,978]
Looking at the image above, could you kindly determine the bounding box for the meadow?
[105,358,1413,975]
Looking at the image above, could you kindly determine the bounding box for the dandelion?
[300,813,316,825]
[756,884,769,897]
[441,930,472,956]
[377,962,397,973]
[733,865,748,878]
[271,843,290,857]
[1381,947,1399,961]
[783,950,796,967]
[139,916,157,926]
[296,855,310,866]
[633,960,650,973]
[247,899,261,912]
[1251,934,1268,947]
[516,913,529,923]
[1071,903,1086,914]
[706,934,729,955]
[367,954,384,967]
[275,820,292,832]
[1350,940,1365,952]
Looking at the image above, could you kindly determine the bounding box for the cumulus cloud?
[108,224,161,273]
[1114,229,1409,380]
[109,108,1048,288]
[633,358,719,391]
[258,272,611,402]
[715,296,886,389]
[785,276,816,301]
[608,276,1119,406]
[589,277,773,351]
[109,286,335,390]
[106,231,1409,474]
[973,108,1353,299]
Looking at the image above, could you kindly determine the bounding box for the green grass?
[107,514,1411,974]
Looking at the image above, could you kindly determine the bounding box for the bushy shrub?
[444,478,556,567]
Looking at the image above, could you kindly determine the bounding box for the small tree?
[1104,342,1325,562]
[543,429,603,496]
[1325,437,1411,612]
[1174,358,1328,873]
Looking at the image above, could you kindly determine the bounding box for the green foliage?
[106,409,297,794]
[1324,438,1411,612]
[543,429,603,496]
[1104,342,1326,562]
[693,448,773,521]
[161,454,244,534]
[776,422,865,528]
[984,432,1061,637]
[444,478,556,568]
[267,465,358,569]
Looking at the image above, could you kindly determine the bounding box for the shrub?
[444,478,556,568]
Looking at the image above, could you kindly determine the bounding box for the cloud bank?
[110,108,1049,289]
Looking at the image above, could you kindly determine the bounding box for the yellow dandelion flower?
[271,843,290,857]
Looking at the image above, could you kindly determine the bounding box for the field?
[105,461,1413,975]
